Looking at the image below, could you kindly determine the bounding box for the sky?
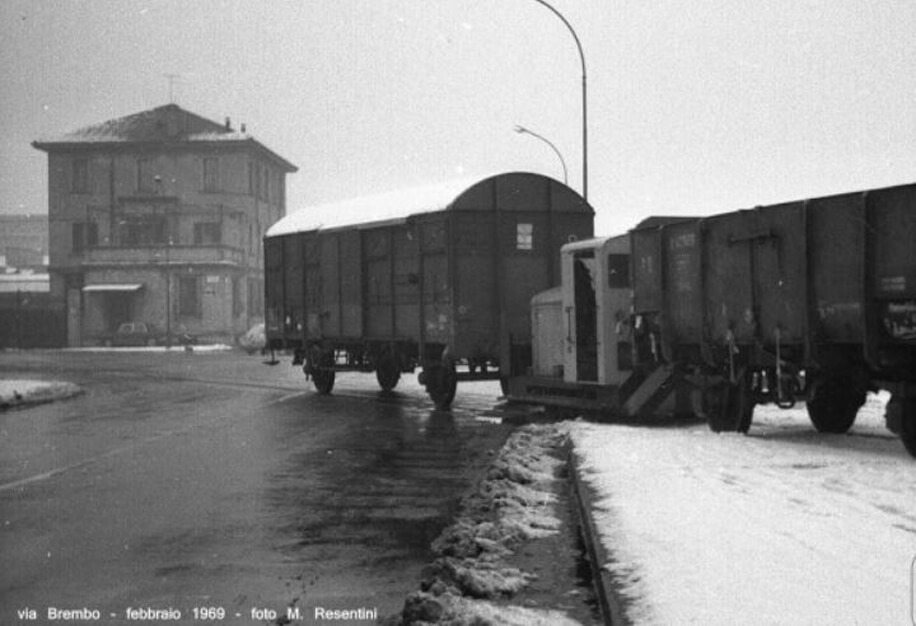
[3,0,916,235]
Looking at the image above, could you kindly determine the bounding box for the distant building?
[0,272,57,349]
[0,214,48,270]
[32,104,297,346]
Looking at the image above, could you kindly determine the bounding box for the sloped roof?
[266,176,485,237]
[33,104,297,171]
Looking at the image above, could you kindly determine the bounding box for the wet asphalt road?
[0,350,512,623]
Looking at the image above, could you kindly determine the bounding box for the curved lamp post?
[514,125,568,185]
[528,0,587,200]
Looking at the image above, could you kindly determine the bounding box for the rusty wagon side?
[264,172,593,407]
[630,182,916,455]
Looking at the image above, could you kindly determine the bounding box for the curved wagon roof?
[266,171,590,237]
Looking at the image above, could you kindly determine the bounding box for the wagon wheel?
[703,383,730,432]
[705,371,754,433]
[730,374,755,434]
[425,364,458,410]
[806,374,864,434]
[307,346,335,395]
[313,368,335,395]
[901,410,916,459]
[375,359,401,392]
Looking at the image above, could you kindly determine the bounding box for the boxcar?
[264,172,594,407]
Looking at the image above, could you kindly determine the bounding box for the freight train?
[263,172,593,408]
[264,175,916,458]
[509,182,916,458]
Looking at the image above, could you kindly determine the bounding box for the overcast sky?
[3,0,916,235]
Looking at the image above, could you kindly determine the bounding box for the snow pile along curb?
[386,423,584,626]
[0,379,83,410]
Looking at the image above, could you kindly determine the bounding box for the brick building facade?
[33,104,296,346]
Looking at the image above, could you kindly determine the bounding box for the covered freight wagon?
[264,172,594,407]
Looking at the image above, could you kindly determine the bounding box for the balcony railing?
[83,244,246,266]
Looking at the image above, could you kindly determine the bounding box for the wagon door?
[339,230,362,338]
[304,235,322,339]
[704,206,806,355]
[750,205,806,347]
[282,235,305,340]
[418,217,451,349]
[318,234,341,338]
[264,235,285,342]
[365,228,394,337]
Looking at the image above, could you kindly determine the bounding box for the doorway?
[573,251,598,382]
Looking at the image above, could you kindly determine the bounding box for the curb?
[567,445,630,626]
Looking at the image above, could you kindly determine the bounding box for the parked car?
[103,322,160,347]
[238,322,266,354]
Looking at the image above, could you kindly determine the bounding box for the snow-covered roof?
[35,104,228,144]
[266,176,484,237]
[32,104,297,171]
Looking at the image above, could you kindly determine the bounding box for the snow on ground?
[389,424,585,626]
[569,392,916,625]
[65,344,233,353]
[0,379,82,409]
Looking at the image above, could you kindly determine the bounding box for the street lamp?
[527,0,587,200]
[514,125,568,185]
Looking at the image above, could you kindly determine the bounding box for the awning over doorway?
[82,283,144,293]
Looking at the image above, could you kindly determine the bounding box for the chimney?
[240,123,246,133]
[225,117,232,131]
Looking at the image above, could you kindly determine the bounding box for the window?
[121,216,167,245]
[516,223,534,250]
[193,222,221,245]
[202,157,219,192]
[137,158,156,193]
[72,221,98,254]
[179,276,200,317]
[72,158,90,193]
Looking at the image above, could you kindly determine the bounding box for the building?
[32,104,297,346]
[0,214,48,270]
[0,272,59,349]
